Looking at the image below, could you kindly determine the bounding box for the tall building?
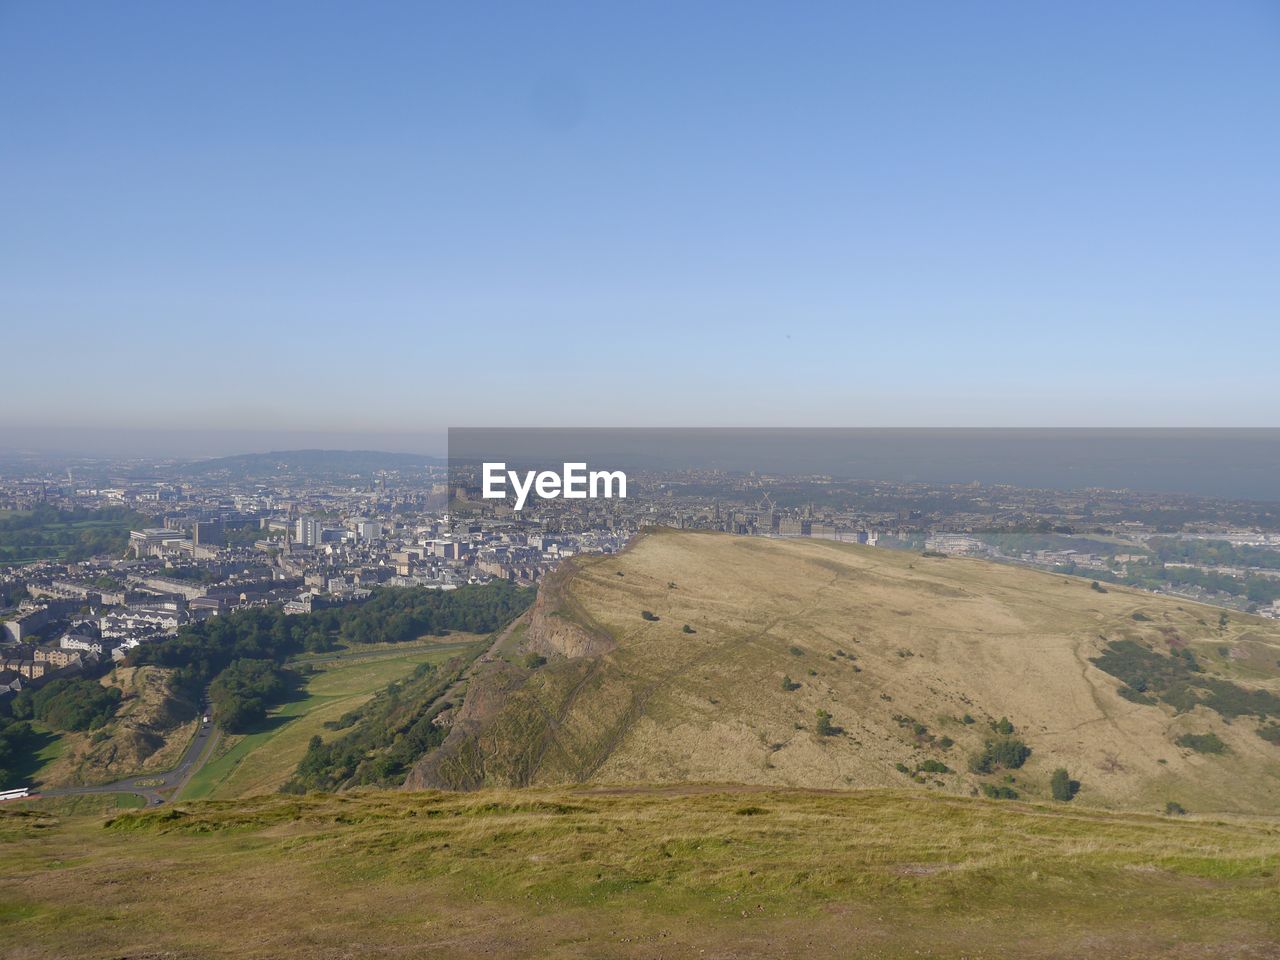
[193,519,224,547]
[296,516,321,548]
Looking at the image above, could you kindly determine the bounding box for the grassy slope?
[2,787,1278,959]
[435,530,1280,813]
[183,638,483,800]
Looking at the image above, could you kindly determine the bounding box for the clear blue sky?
[2,1,1278,454]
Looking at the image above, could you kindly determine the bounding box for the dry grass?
[2,786,1278,959]
[457,530,1280,813]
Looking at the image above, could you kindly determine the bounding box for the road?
[36,699,221,806]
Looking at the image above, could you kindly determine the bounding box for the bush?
[1175,732,1227,754]
[1165,801,1187,816]
[522,653,547,669]
[780,675,800,692]
[991,716,1014,735]
[1091,581,1108,593]
[918,759,949,774]
[815,709,838,736]
[1050,767,1080,802]
[968,737,1031,774]
[681,624,695,634]
[641,610,659,621]
[1118,685,1157,705]
[981,784,1019,800]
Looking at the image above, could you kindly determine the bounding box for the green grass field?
[17,725,66,785]
[181,638,483,800]
[2,786,1277,958]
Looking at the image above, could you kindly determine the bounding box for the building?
[193,519,225,547]
[34,647,84,669]
[0,658,47,680]
[129,528,189,558]
[296,516,321,548]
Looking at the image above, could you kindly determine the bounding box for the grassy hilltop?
[410,529,1280,814]
[3,786,1279,959]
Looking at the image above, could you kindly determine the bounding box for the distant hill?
[407,529,1280,814]
[172,449,442,480]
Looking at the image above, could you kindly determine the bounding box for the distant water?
[449,428,1280,502]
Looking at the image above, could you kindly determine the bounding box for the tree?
[781,675,800,692]
[815,709,837,736]
[968,737,1031,774]
[1050,767,1079,802]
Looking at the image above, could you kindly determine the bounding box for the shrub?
[991,716,1014,735]
[968,737,1031,774]
[1165,801,1186,816]
[1258,724,1280,745]
[640,610,659,621]
[961,713,975,725]
[789,645,804,657]
[1091,581,1108,593]
[1175,732,1227,754]
[780,675,800,692]
[938,736,954,749]
[981,784,1019,800]
[894,762,911,774]
[918,759,949,774]
[1118,686,1157,705]
[522,653,547,669]
[1050,767,1080,802]
[682,624,695,634]
[815,709,838,736]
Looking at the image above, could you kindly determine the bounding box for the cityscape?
[5,447,1280,701]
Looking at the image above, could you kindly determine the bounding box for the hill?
[3,786,1278,958]
[407,529,1280,814]
[32,666,197,788]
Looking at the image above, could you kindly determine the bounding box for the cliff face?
[520,564,614,660]
[402,559,626,791]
